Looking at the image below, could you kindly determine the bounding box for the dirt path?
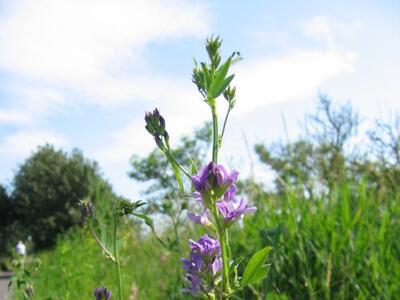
[0,272,12,300]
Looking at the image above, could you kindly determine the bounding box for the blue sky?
[0,0,399,198]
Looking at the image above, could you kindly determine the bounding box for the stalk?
[113,221,123,300]
[220,106,232,145]
[211,104,219,163]
[219,229,232,297]
[210,101,231,297]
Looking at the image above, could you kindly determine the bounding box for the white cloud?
[0,0,209,81]
[0,130,68,157]
[301,15,362,44]
[0,109,33,124]
[234,49,357,115]
[0,0,210,119]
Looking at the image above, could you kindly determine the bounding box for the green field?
[18,181,399,299]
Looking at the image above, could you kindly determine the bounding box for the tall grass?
[236,182,400,299]
[20,181,400,299]
[18,224,187,299]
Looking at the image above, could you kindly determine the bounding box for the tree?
[12,144,116,250]
[256,95,360,195]
[0,184,21,263]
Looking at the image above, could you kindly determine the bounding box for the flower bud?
[144,108,170,149]
[223,86,236,109]
[116,199,145,218]
[93,287,112,300]
[78,198,93,224]
[206,35,222,68]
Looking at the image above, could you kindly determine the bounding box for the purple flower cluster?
[93,287,112,300]
[181,235,222,295]
[192,162,238,205]
[188,162,256,225]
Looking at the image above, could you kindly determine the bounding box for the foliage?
[235,182,400,299]
[9,257,41,299]
[255,95,400,197]
[0,184,21,269]
[11,144,116,251]
[19,225,189,300]
[24,178,400,299]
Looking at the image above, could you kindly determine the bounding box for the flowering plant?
[145,36,272,299]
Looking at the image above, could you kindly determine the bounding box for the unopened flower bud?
[115,199,145,218]
[79,199,93,224]
[206,36,222,68]
[223,86,236,109]
[144,108,169,149]
[93,287,112,300]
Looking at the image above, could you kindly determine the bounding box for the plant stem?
[211,104,219,163]
[210,102,231,298]
[89,224,116,262]
[220,106,232,145]
[220,229,231,298]
[113,221,123,300]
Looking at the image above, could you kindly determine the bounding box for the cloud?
[0,130,68,157]
[0,0,209,80]
[301,15,362,45]
[0,0,211,119]
[233,49,357,115]
[0,109,33,124]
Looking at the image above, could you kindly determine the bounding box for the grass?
[17,223,187,299]
[16,181,400,299]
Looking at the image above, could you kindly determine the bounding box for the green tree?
[12,144,115,250]
[0,184,21,265]
[256,95,360,196]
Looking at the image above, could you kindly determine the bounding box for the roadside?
[0,272,12,300]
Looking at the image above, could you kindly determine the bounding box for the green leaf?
[213,75,234,99]
[171,160,184,193]
[240,246,272,287]
[189,159,198,192]
[201,62,211,92]
[209,57,232,98]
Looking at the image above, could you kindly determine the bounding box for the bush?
[12,144,116,251]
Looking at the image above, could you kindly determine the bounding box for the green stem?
[210,100,231,298]
[89,224,116,262]
[220,106,232,145]
[220,229,231,298]
[113,221,123,300]
[211,103,219,163]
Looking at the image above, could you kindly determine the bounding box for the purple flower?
[189,235,221,256]
[192,162,238,205]
[187,209,212,226]
[217,197,257,222]
[93,287,112,300]
[181,235,222,296]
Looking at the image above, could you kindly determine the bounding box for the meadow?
[17,180,400,299]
